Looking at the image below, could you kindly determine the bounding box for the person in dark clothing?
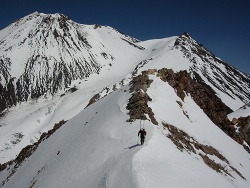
[138,128,147,145]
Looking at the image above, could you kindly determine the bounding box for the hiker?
[138,128,147,145]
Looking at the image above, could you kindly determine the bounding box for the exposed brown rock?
[163,122,196,153]
[199,154,230,175]
[86,94,100,108]
[127,72,158,125]
[230,165,246,180]
[231,118,238,125]
[146,69,157,75]
[194,143,229,164]
[162,122,246,180]
[236,116,250,149]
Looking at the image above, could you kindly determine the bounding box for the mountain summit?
[0,12,144,112]
[0,12,250,188]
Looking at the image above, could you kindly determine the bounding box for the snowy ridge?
[175,33,250,110]
[135,34,250,111]
[0,72,249,188]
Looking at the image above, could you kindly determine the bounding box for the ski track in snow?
[139,157,149,188]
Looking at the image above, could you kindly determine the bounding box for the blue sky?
[1,0,249,75]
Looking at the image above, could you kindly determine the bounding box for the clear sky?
[1,0,249,75]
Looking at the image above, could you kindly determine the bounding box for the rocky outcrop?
[156,68,250,152]
[232,116,250,151]
[163,122,246,180]
[86,94,101,108]
[126,72,158,125]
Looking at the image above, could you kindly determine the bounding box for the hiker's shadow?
[125,144,140,149]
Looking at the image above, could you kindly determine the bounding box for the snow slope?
[0,84,146,188]
[228,103,250,120]
[1,73,249,188]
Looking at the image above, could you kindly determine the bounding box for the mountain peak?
[0,12,145,113]
[29,11,40,16]
[39,12,70,21]
[181,31,192,38]
[9,12,71,30]
[26,11,69,18]
[172,31,250,110]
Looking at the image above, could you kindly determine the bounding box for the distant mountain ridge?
[0,12,249,114]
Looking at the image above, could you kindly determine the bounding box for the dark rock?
[235,116,250,150]
[86,94,100,108]
[127,73,158,125]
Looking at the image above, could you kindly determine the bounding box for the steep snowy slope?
[228,103,250,120]
[0,12,145,111]
[0,72,249,188]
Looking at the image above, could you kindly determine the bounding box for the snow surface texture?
[1,74,250,188]
[228,103,250,120]
[0,12,250,187]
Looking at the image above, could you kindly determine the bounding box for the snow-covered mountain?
[0,12,250,188]
[1,12,249,113]
[0,11,144,112]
